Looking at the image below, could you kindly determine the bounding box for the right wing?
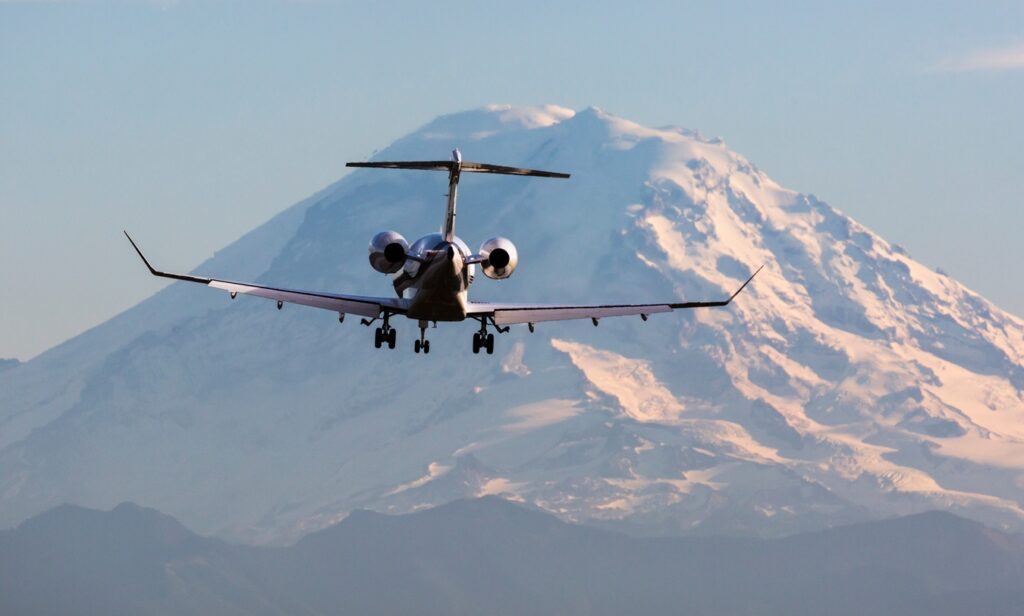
[124,232,403,319]
[468,266,763,326]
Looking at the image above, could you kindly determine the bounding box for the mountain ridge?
[3,498,1024,616]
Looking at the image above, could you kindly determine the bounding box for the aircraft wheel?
[414,340,421,353]
[387,328,397,349]
[423,340,430,354]
[374,328,383,349]
[486,333,495,355]
[472,334,481,354]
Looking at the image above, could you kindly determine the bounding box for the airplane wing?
[467,266,763,326]
[124,232,403,319]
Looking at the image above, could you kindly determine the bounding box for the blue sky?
[2,1,1022,360]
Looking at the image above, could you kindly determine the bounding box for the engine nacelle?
[479,237,518,280]
[368,230,409,274]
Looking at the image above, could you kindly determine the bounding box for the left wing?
[124,232,404,319]
[467,266,763,326]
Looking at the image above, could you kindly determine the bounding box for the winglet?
[728,264,765,303]
[124,230,159,276]
[123,231,211,284]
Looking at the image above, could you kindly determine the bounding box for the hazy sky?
[2,1,1022,360]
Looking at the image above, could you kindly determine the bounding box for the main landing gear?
[471,316,507,355]
[473,331,494,355]
[367,313,397,350]
[414,320,431,354]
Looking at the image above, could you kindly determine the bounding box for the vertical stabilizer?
[444,149,462,241]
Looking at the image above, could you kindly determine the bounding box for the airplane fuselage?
[393,233,473,322]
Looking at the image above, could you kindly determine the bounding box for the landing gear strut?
[472,316,506,355]
[369,312,397,350]
[414,320,431,354]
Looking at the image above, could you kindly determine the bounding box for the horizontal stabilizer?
[461,162,569,178]
[347,160,569,179]
[346,161,453,172]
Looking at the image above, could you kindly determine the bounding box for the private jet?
[126,149,761,355]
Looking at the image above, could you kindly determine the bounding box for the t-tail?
[347,149,569,242]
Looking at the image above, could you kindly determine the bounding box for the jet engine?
[479,237,518,279]
[368,230,409,274]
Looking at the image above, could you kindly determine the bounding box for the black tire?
[472,334,480,354]
[374,328,382,349]
[414,340,421,353]
[423,340,430,354]
[388,329,396,349]
[486,333,495,355]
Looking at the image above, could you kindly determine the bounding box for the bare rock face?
[2,104,1023,544]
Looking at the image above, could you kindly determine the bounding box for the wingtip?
[728,263,766,302]
[123,230,157,275]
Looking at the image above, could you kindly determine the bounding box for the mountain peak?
[482,103,576,128]
[16,501,197,548]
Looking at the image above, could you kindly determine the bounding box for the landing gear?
[370,313,397,350]
[472,332,495,355]
[374,326,396,349]
[471,317,498,355]
[414,321,431,354]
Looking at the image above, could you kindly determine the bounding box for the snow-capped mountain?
[2,105,1023,544]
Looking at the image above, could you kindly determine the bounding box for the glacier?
[2,104,1023,544]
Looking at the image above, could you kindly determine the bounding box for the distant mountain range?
[2,498,1023,615]
[2,105,1024,544]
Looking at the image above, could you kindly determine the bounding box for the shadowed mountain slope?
[2,498,1023,616]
